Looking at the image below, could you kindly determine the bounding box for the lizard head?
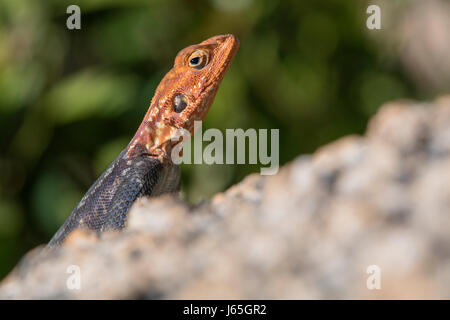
[129,34,239,161]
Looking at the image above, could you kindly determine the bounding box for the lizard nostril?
[174,94,188,113]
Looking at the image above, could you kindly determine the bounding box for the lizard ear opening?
[174,94,188,113]
[188,50,209,69]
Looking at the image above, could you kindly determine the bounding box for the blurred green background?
[1,0,449,279]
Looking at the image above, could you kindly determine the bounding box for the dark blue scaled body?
[47,144,180,247]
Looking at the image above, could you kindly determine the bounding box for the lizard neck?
[126,96,177,162]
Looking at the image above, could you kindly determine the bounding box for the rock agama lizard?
[47,34,239,247]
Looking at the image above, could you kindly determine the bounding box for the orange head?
[128,34,239,161]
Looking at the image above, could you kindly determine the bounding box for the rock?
[2,96,450,299]
[395,0,450,92]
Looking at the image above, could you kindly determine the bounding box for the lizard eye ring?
[188,50,209,69]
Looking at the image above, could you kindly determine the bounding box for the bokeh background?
[1,0,449,279]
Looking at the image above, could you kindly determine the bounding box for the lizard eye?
[174,94,188,113]
[188,50,209,69]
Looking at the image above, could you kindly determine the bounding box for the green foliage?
[0,0,424,278]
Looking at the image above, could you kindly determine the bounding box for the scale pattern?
[47,145,180,247]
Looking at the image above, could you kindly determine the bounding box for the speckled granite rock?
[2,96,450,299]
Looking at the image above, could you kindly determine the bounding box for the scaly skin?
[47,34,239,247]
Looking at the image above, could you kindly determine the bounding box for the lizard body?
[47,34,239,247]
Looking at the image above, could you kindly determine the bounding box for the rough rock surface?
[2,96,450,299]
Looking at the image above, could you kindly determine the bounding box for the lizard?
[47,34,239,247]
